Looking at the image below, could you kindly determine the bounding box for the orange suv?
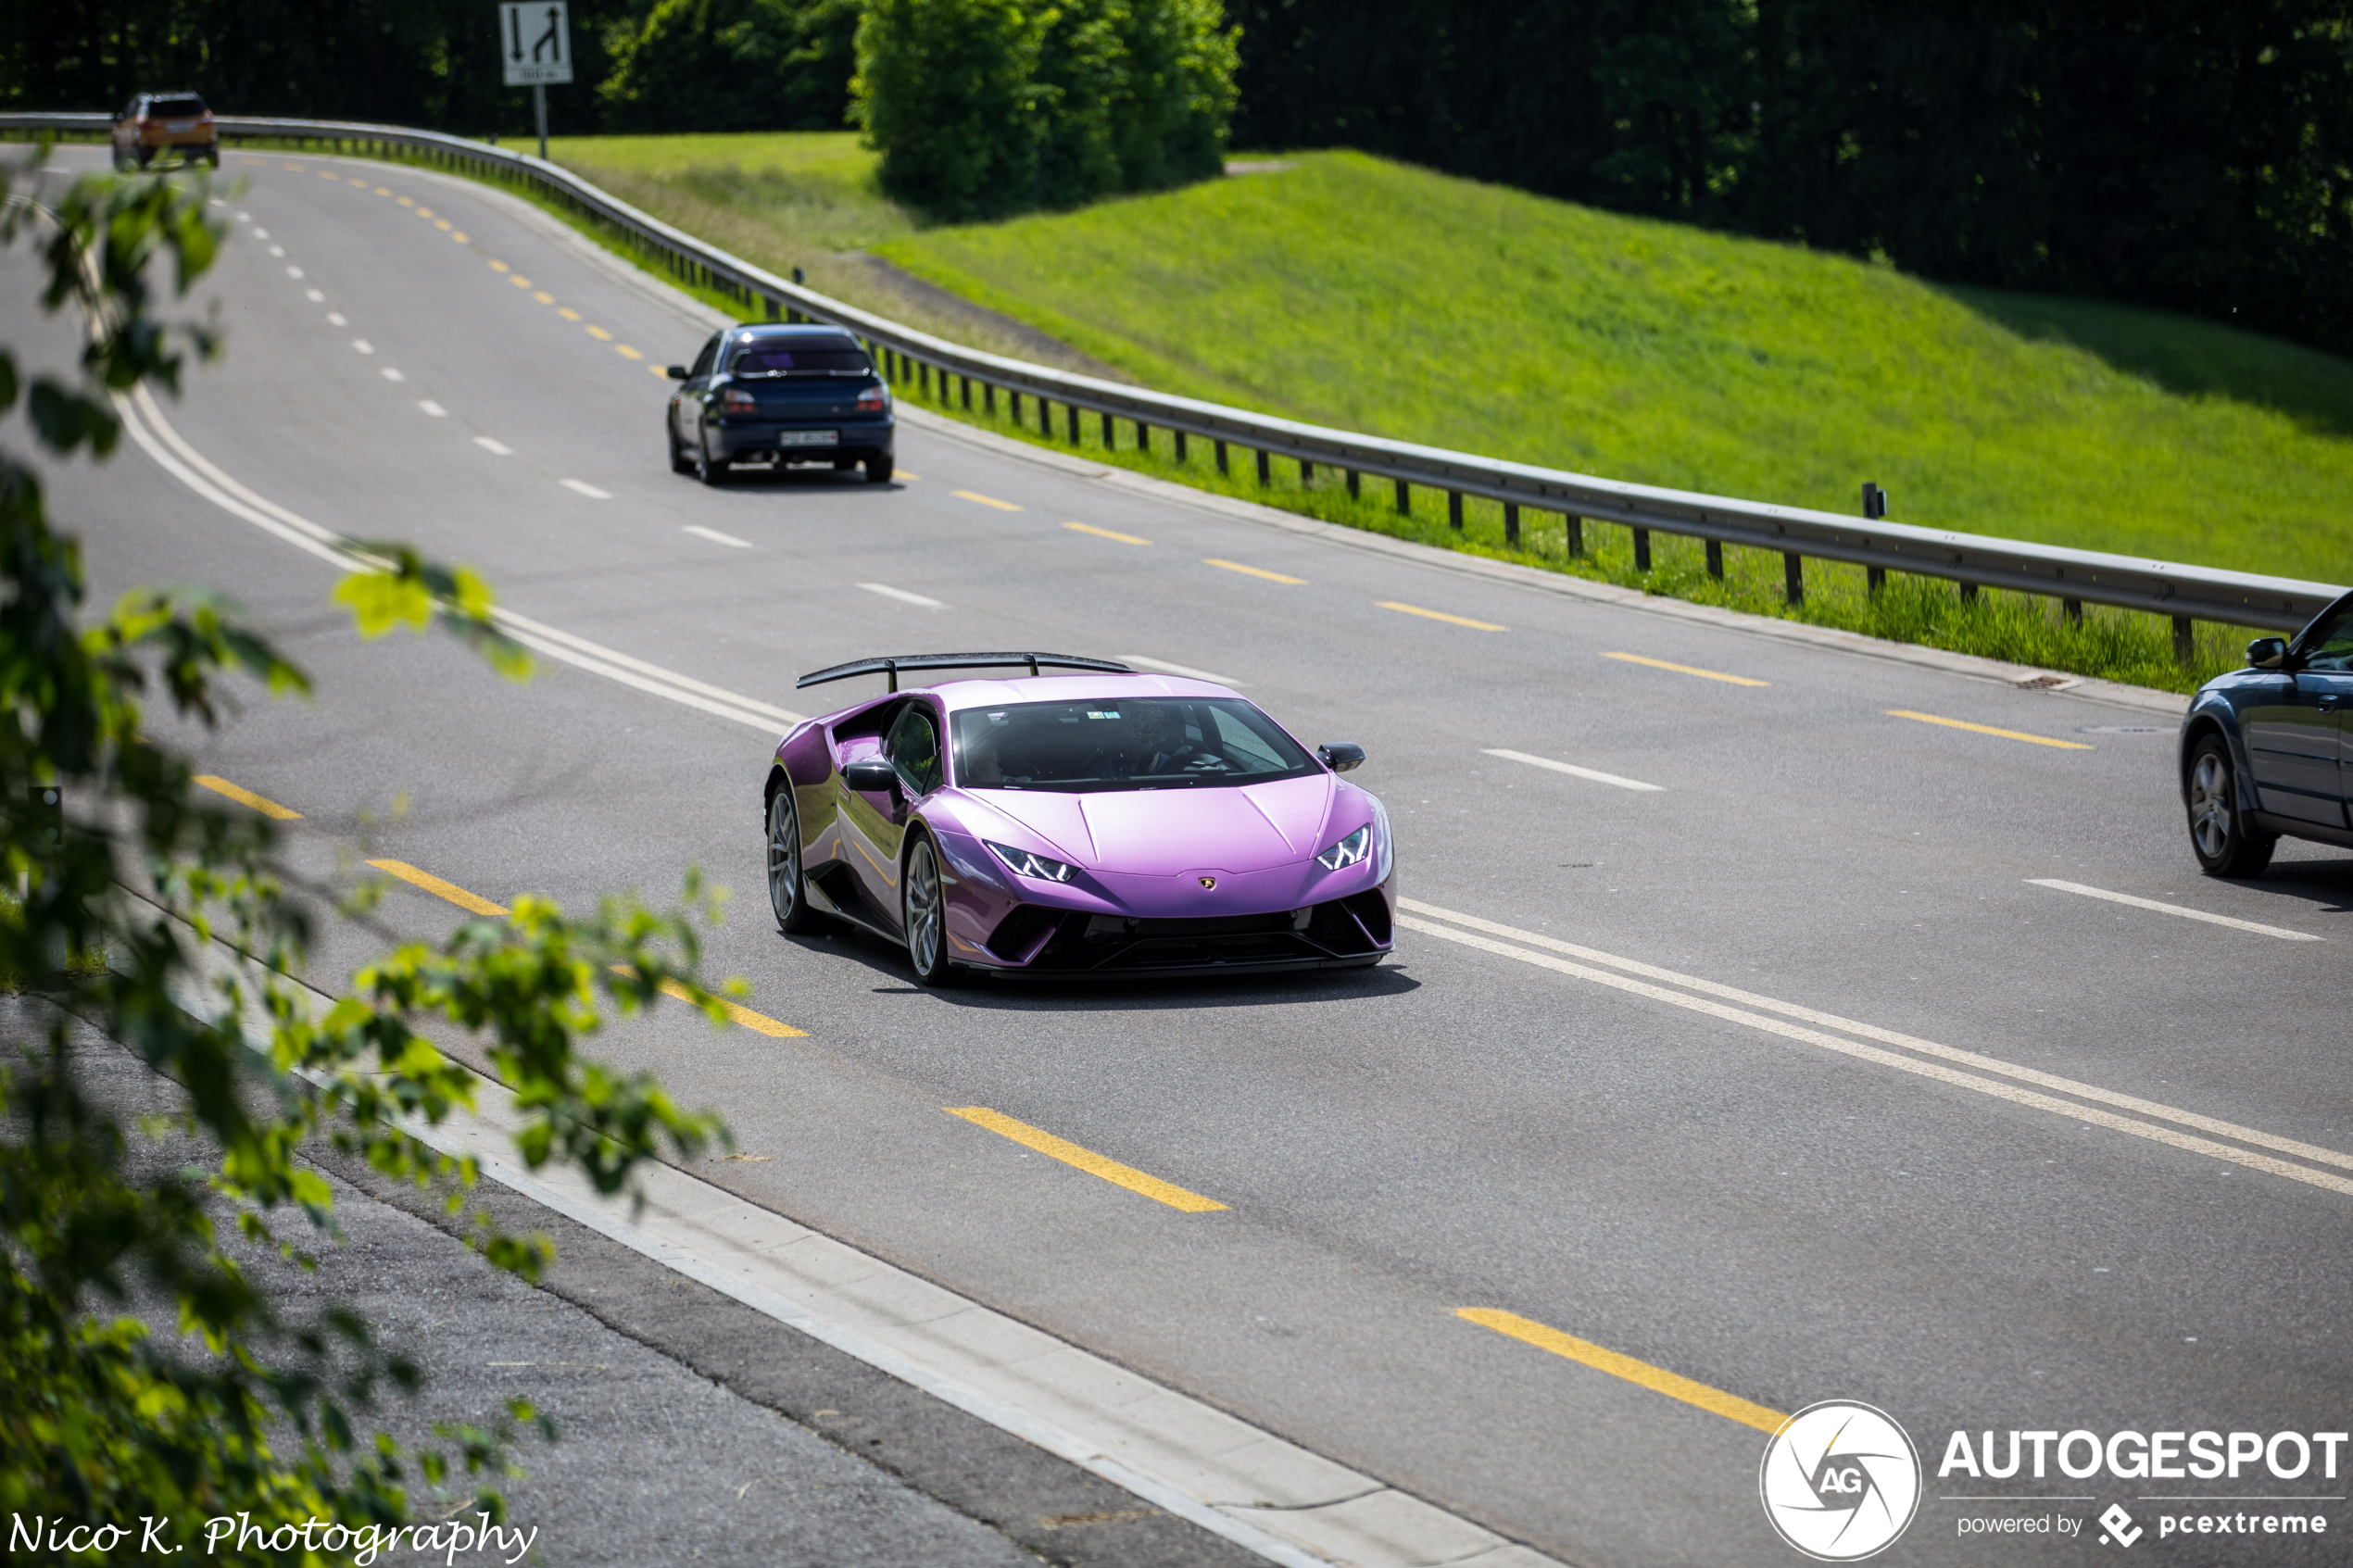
[111,94,219,169]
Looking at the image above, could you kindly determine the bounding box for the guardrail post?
[1009,389,1021,423]
[961,375,972,410]
[1705,539,1723,579]
[1214,440,1228,475]
[1174,430,1186,462]
[1101,409,1114,447]
[1566,514,1584,557]
[1504,503,1519,545]
[1138,422,1150,455]
[1064,403,1078,442]
[1394,480,1410,516]
[763,297,779,321]
[984,383,996,415]
[1959,582,1979,604]
[1255,449,1270,485]
[1448,492,1463,531]
[1784,553,1805,605]
[1347,470,1360,499]
[2063,597,2082,624]
[1868,565,1885,595]
[1633,528,1651,572]
[2173,616,2195,663]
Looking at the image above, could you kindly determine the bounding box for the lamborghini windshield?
[950,697,1319,792]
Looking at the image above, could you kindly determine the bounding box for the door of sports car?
[2245,604,2353,828]
[839,702,946,929]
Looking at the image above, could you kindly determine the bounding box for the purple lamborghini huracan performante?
[762,653,1396,985]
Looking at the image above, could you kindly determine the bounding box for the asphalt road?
[17,142,2353,1568]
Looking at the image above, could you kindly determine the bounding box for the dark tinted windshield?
[950,697,1317,793]
[728,338,869,375]
[148,96,207,118]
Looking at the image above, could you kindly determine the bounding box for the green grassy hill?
[877,150,2353,585]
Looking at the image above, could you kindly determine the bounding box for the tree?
[852,0,1239,220]
[598,0,862,133]
[0,147,738,1562]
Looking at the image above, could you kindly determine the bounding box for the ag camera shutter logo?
[1759,1400,1922,1561]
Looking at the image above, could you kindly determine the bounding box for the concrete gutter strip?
[151,909,1569,1568]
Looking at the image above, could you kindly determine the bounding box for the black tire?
[694,427,728,487]
[902,833,962,986]
[668,425,694,474]
[766,787,829,935]
[864,455,894,484]
[202,144,220,169]
[2186,734,2275,878]
[135,145,153,169]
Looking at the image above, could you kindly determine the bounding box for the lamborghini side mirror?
[1318,743,1365,773]
[843,758,899,793]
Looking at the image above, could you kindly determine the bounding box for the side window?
[687,334,721,380]
[2299,607,2353,673]
[886,706,943,796]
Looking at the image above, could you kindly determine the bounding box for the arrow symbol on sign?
[533,6,562,61]
[509,7,523,60]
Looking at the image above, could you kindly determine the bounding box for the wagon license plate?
[166,120,196,132]
[778,430,838,447]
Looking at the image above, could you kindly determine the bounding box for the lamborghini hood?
[964,774,1338,875]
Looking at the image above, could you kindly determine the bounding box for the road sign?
[500,3,573,86]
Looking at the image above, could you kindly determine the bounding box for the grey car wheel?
[767,787,827,935]
[2187,736,2274,878]
[902,834,959,985]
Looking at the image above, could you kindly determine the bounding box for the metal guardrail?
[7,109,2343,646]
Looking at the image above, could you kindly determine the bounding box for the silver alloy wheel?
[904,837,944,978]
[2189,750,2233,859]
[767,791,800,928]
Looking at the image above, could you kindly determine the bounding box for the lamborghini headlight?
[986,840,1076,883]
[1315,824,1371,871]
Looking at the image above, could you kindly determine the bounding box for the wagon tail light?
[719,387,759,416]
[856,383,889,413]
[1315,824,1371,870]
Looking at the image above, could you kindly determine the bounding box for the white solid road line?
[860,582,944,608]
[167,908,1543,1568]
[1118,654,1248,687]
[2027,879,2322,941]
[685,525,753,548]
[116,386,805,736]
[560,479,611,499]
[473,435,512,456]
[1399,899,2353,1196]
[1483,747,1664,792]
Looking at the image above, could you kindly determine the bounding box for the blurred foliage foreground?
[0,152,741,1562]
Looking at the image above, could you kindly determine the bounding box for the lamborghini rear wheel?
[767,787,827,935]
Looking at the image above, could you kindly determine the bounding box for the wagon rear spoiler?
[795,652,1135,692]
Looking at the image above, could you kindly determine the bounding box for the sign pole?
[534,82,547,160]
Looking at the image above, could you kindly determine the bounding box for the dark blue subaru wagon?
[666,323,894,486]
[2180,589,2353,875]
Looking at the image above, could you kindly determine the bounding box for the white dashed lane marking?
[2027,880,2322,942]
[561,480,611,499]
[474,436,511,456]
[685,525,752,548]
[859,583,943,608]
[1483,747,1664,793]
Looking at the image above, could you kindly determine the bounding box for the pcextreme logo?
[1760,1401,1924,1561]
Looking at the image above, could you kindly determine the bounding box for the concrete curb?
[156,908,1569,1568]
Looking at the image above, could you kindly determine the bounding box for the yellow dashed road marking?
[534,291,553,304]
[557,307,581,321]
[954,489,1023,511]
[367,859,507,917]
[1457,1309,1786,1435]
[1378,600,1508,631]
[193,775,302,820]
[1064,521,1151,545]
[585,325,612,341]
[1204,558,1305,584]
[946,1107,1228,1212]
[1604,651,1770,687]
[1885,710,2095,750]
[616,345,643,360]
[489,259,510,272]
